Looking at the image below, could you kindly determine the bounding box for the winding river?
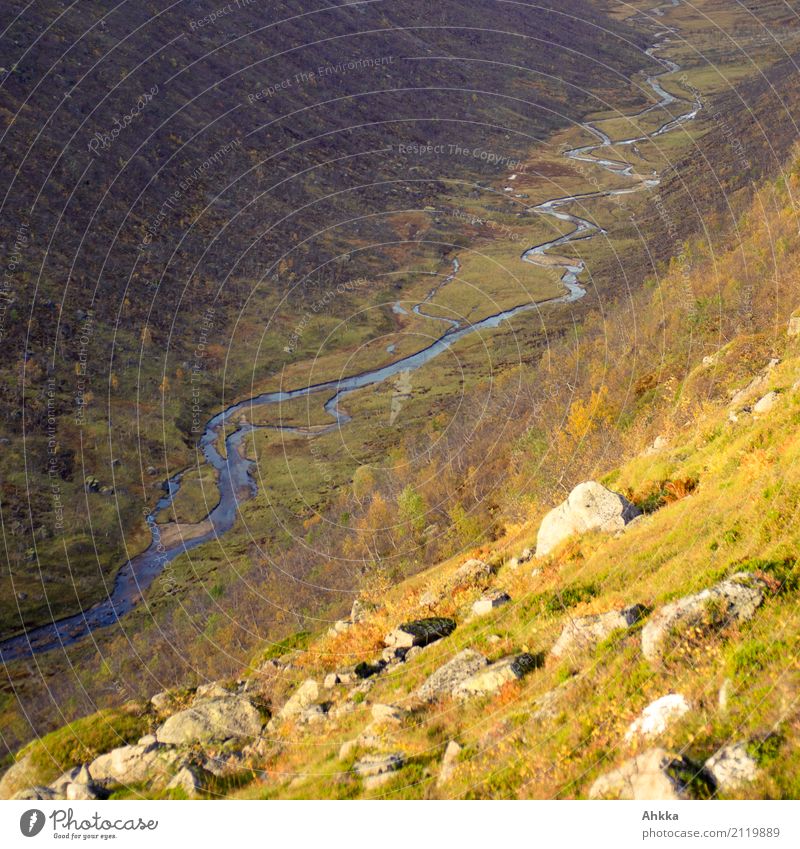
[0,24,700,662]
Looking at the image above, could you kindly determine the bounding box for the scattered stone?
[506,557,520,570]
[138,734,157,747]
[65,781,104,800]
[278,679,319,720]
[589,748,713,800]
[535,482,641,557]
[353,752,404,789]
[333,619,351,634]
[298,704,329,725]
[166,765,206,797]
[354,660,386,679]
[641,573,768,662]
[351,599,377,623]
[486,634,502,645]
[323,672,340,689]
[382,646,407,664]
[370,704,406,724]
[471,590,511,616]
[753,391,779,415]
[384,617,456,650]
[624,694,691,740]
[454,653,542,699]
[415,649,488,702]
[418,590,439,608]
[704,743,758,791]
[730,360,779,407]
[339,739,360,761]
[150,691,173,714]
[195,681,231,700]
[450,558,495,589]
[156,694,264,744]
[437,741,462,787]
[644,435,669,456]
[404,646,422,662]
[550,605,647,660]
[718,679,733,714]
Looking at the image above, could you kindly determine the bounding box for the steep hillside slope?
[3,147,800,799]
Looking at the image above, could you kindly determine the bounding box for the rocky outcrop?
[589,749,713,800]
[550,605,647,659]
[704,743,758,791]
[415,649,488,702]
[624,694,691,740]
[449,559,495,590]
[0,753,36,799]
[454,653,542,699]
[535,482,640,557]
[384,617,456,649]
[156,694,264,745]
[642,573,768,662]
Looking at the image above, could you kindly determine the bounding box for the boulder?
[704,743,758,791]
[641,573,768,662]
[370,704,406,724]
[535,482,641,557]
[589,748,713,800]
[624,694,691,740]
[454,653,542,699]
[384,617,456,649]
[472,590,511,617]
[0,753,36,799]
[415,649,488,702]
[156,695,264,745]
[353,753,404,789]
[166,764,207,797]
[450,559,495,589]
[278,679,319,720]
[437,740,462,788]
[550,605,648,660]
[753,391,779,416]
[66,782,104,801]
[351,599,377,623]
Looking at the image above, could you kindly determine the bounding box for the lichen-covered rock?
[589,748,713,800]
[550,605,647,659]
[0,753,37,799]
[454,653,541,699]
[753,391,779,416]
[278,679,319,720]
[704,743,758,791]
[156,695,264,745]
[415,649,488,702]
[624,694,691,740]
[535,482,641,557]
[90,741,178,786]
[384,617,456,649]
[641,573,768,662]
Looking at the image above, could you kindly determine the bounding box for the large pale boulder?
[550,604,647,659]
[535,482,640,557]
[589,748,713,800]
[454,653,541,699]
[437,741,462,788]
[89,741,179,786]
[415,649,488,702]
[642,573,768,662]
[156,695,264,745]
[624,694,691,741]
